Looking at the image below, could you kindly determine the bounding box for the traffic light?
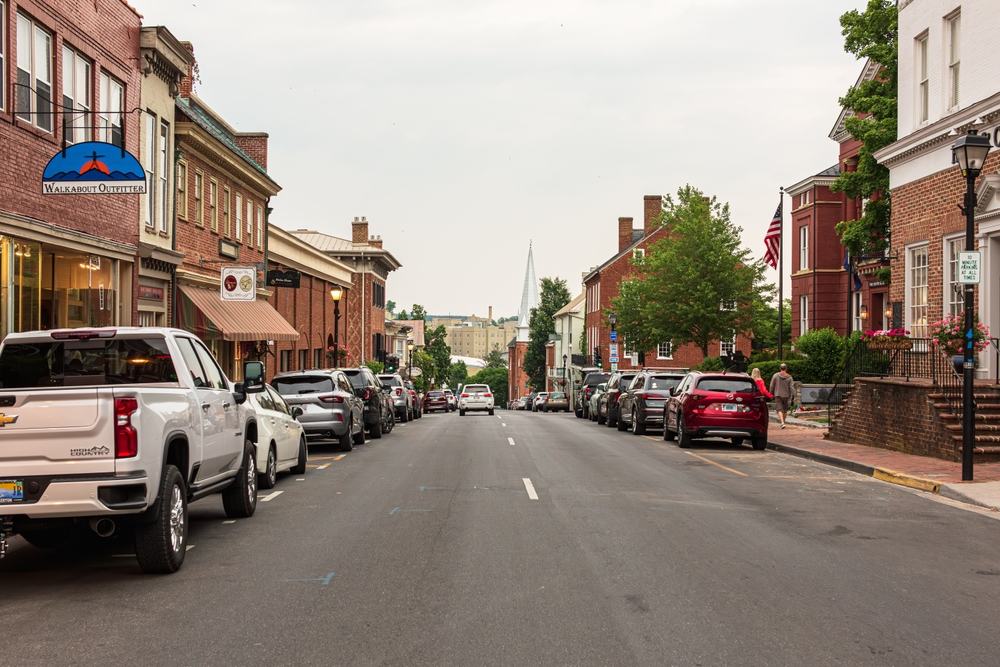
[593,346,602,368]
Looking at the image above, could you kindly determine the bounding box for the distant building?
[547,292,584,399]
[508,244,539,401]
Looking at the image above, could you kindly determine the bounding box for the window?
[235,194,243,241]
[853,291,864,333]
[256,205,263,248]
[0,2,5,110]
[193,172,204,226]
[314,348,323,369]
[176,338,208,389]
[223,186,231,237]
[61,46,90,144]
[908,245,929,337]
[800,295,809,335]
[246,199,253,238]
[16,13,53,131]
[98,72,123,146]
[176,162,188,219]
[209,180,219,232]
[279,349,291,372]
[800,190,811,207]
[142,112,155,228]
[946,237,964,317]
[0,338,179,388]
[720,334,736,358]
[947,12,961,110]
[799,225,809,270]
[192,340,226,390]
[158,121,169,232]
[298,349,308,370]
[657,341,672,359]
[137,311,162,327]
[916,33,929,123]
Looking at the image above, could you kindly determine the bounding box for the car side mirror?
[242,360,265,393]
[233,383,248,405]
[290,406,303,419]
[668,388,677,396]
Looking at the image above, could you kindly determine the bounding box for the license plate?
[0,480,24,504]
[721,403,738,412]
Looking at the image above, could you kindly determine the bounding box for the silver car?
[272,370,365,451]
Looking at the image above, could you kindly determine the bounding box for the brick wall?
[267,270,344,380]
[234,133,268,170]
[344,270,385,366]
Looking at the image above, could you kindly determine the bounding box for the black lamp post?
[952,129,991,481]
[407,340,414,380]
[330,287,343,368]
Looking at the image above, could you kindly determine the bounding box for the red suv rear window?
[696,377,755,393]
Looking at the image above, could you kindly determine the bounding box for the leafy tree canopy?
[475,366,509,407]
[410,304,428,322]
[397,309,410,320]
[386,300,396,315]
[447,361,468,391]
[484,348,508,369]
[424,325,451,386]
[524,277,571,389]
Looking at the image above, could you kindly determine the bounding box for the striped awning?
[178,285,299,342]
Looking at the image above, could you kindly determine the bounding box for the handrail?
[989,337,1000,385]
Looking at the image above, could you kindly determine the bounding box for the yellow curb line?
[872,468,942,494]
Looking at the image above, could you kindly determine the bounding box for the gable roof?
[785,164,840,196]
[829,59,881,143]
[554,291,585,318]
[584,225,665,283]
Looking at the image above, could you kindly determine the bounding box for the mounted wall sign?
[42,141,146,195]
[221,267,257,301]
[266,269,301,288]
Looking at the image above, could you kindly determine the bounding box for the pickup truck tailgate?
[0,389,115,477]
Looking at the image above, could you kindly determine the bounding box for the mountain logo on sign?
[42,141,146,194]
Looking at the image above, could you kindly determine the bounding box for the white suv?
[459,384,494,416]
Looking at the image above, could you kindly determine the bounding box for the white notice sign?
[959,251,981,284]
[221,267,257,301]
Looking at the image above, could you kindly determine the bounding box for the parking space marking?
[316,463,331,470]
[508,437,516,446]
[260,490,285,502]
[522,477,539,500]
[223,519,236,524]
[333,454,347,461]
[684,451,748,478]
[186,544,196,551]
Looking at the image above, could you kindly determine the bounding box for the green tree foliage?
[411,349,435,391]
[365,360,385,374]
[795,328,846,383]
[397,309,410,320]
[749,292,792,353]
[447,361,468,390]
[475,367,509,407]
[610,185,769,357]
[831,0,897,258]
[484,348,508,369]
[410,304,427,322]
[524,277,572,390]
[386,300,396,315]
[424,325,451,386]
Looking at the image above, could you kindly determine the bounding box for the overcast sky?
[137,0,865,319]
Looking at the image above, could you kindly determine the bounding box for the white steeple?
[516,243,538,342]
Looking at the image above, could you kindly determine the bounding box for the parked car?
[526,391,539,412]
[0,327,261,574]
[515,396,529,410]
[544,391,570,412]
[379,373,414,423]
[273,370,365,451]
[533,392,550,411]
[248,383,308,488]
[663,372,768,450]
[405,380,423,419]
[588,383,607,423]
[379,388,396,435]
[424,390,449,413]
[617,372,685,435]
[599,371,637,428]
[577,371,610,419]
[460,383,495,416]
[444,389,458,412]
[341,368,389,439]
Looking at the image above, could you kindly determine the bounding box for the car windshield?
[649,376,683,391]
[696,377,756,393]
[584,373,610,385]
[378,375,402,386]
[465,386,489,393]
[550,392,565,399]
[0,337,178,388]
[273,375,334,395]
[342,370,367,388]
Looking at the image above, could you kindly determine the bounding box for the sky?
[136,0,867,319]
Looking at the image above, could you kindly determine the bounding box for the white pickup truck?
[0,327,266,573]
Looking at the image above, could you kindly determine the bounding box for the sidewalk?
[766,419,1000,512]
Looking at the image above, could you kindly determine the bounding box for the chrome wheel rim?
[169,484,184,553]
[267,448,276,484]
[247,451,257,501]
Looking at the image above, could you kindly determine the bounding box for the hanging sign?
[266,269,301,288]
[42,141,146,195]
[221,267,256,301]
[959,251,981,284]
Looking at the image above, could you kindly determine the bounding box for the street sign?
[266,269,301,288]
[610,330,618,342]
[221,267,256,301]
[611,362,618,372]
[609,343,618,355]
[959,251,981,284]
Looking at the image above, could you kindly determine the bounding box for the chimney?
[369,234,383,249]
[618,217,634,252]
[235,132,269,170]
[352,216,369,244]
[178,42,196,98]
[488,306,493,322]
[643,195,662,237]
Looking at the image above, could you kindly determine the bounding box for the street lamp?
[859,305,868,321]
[330,287,343,368]
[952,129,991,481]
[407,340,414,380]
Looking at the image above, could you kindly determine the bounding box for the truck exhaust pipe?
[89,518,116,538]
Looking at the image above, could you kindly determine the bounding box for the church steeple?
[516,243,538,342]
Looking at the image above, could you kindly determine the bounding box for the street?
[3,411,1000,665]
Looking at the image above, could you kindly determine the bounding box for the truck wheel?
[134,464,187,574]
[222,440,258,519]
[260,444,278,490]
[290,437,307,475]
[339,422,354,451]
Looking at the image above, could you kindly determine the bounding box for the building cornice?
[829,59,881,143]
[267,225,353,287]
[784,176,838,197]
[175,122,281,197]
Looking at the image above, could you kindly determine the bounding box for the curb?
[939,485,1000,512]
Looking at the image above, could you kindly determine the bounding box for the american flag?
[763,201,782,269]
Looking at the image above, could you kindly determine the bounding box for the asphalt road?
[3,409,1000,665]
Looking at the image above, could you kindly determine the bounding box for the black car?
[340,367,389,439]
[618,372,685,435]
[599,371,637,428]
[576,371,610,419]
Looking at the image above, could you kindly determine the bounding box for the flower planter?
[866,337,913,351]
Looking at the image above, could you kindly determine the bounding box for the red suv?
[663,372,768,450]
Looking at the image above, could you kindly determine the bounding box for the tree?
[386,299,396,315]
[831,0,897,261]
[475,366,509,407]
[446,361,468,391]
[365,360,384,374]
[749,292,792,354]
[397,309,410,320]
[411,349,435,391]
[611,185,769,357]
[524,277,571,389]
[424,325,451,385]
[484,348,507,369]
[410,304,427,322]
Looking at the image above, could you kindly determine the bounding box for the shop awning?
[178,285,299,342]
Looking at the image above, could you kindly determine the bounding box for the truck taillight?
[114,397,138,458]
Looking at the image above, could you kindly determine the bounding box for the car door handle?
[201,403,210,411]
[222,402,231,409]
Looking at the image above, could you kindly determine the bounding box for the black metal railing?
[989,338,1000,385]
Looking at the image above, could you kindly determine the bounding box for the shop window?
[298,349,308,370]
[61,46,91,144]
[16,13,53,132]
[280,349,291,372]
[41,251,117,329]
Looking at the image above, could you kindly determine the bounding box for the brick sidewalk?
[767,424,1000,484]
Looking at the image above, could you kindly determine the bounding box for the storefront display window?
[13,240,41,332]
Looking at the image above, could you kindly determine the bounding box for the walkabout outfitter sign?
[42,141,146,195]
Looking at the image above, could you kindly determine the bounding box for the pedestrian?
[750,367,773,399]
[730,349,748,373]
[769,363,794,429]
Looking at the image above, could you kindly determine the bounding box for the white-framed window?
[16,13,53,131]
[853,291,864,332]
[657,341,673,360]
[800,190,811,207]
[246,198,253,236]
[632,248,645,261]
[800,295,809,335]
[256,205,263,249]
[209,179,218,232]
[0,1,5,111]
[176,161,188,219]
[223,186,231,237]
[61,46,90,144]
[946,11,961,110]
[98,72,124,146]
[235,194,243,241]
[720,299,736,311]
[158,120,169,233]
[720,333,736,358]
[193,171,204,226]
[945,237,964,317]
[799,225,809,271]
[142,111,155,228]
[908,244,929,338]
[916,32,929,123]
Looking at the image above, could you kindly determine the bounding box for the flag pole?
[777,187,784,361]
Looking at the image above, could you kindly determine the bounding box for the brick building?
[508,244,537,402]
[266,225,353,380]
[0,0,143,337]
[583,195,751,372]
[172,44,297,379]
[291,217,401,366]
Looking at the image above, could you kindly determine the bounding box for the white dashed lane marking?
[522,477,539,500]
[508,437,516,446]
[260,491,285,502]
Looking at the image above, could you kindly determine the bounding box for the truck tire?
[290,437,307,475]
[222,439,258,519]
[260,444,278,490]
[134,464,188,574]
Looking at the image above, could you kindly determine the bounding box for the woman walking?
[751,367,773,399]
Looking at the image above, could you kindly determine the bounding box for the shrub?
[794,328,845,384]
[695,356,725,371]
[365,360,385,374]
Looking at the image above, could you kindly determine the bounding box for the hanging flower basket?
[862,328,912,350]
[929,315,990,356]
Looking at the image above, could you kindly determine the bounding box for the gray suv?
[272,371,365,451]
[378,373,414,422]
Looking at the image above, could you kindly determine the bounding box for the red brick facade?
[507,339,529,400]
[268,271,346,378]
